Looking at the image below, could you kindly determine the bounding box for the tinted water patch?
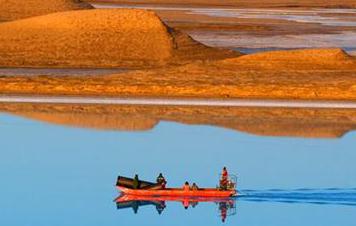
[191,31,356,49]
[235,47,356,54]
[188,8,356,27]
[235,47,298,54]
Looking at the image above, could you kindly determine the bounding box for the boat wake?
[238,188,356,206]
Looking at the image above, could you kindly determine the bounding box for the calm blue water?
[1,113,355,226]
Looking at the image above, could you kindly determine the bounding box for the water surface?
[1,110,355,225]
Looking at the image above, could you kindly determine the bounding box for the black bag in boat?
[116,176,157,189]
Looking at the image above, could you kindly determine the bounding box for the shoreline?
[1,95,356,109]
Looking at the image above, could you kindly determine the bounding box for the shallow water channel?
[93,3,356,53]
[0,102,355,226]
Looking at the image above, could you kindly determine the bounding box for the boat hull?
[117,186,236,197]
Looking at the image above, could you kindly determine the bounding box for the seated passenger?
[133,174,140,189]
[183,181,190,191]
[191,182,199,191]
[156,173,167,189]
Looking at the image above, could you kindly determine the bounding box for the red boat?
[115,193,236,203]
[116,174,237,198]
[117,186,236,197]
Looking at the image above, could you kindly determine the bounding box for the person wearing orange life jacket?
[183,181,190,191]
[191,182,199,191]
[220,167,229,190]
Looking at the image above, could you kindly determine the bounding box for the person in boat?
[191,182,199,191]
[133,174,140,189]
[220,167,229,190]
[156,173,167,189]
[183,181,190,191]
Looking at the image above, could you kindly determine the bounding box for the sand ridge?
[219,48,356,70]
[1,48,356,100]
[0,9,238,68]
[0,0,93,22]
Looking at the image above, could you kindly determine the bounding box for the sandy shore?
[1,102,355,138]
[1,49,356,100]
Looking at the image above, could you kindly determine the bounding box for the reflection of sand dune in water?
[239,188,356,206]
[1,103,356,138]
[0,0,93,22]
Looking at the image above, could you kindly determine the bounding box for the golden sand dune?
[1,103,356,138]
[1,48,355,100]
[87,0,356,8]
[0,9,238,68]
[0,0,93,22]
[220,49,356,70]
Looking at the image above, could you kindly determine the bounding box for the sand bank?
[1,48,355,100]
[1,103,355,138]
[0,9,238,68]
[220,49,356,70]
[0,0,93,22]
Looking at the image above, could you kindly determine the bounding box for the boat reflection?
[115,194,237,222]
